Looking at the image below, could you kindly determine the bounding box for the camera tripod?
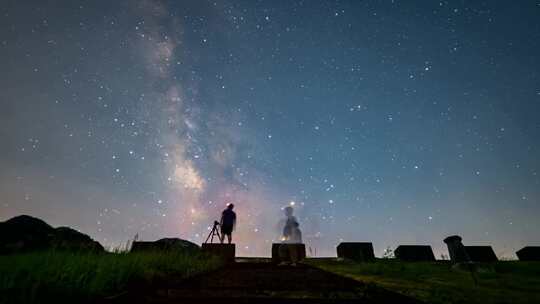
[204,220,221,244]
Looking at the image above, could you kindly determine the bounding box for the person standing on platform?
[220,203,236,244]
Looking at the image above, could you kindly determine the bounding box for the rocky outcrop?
[131,238,200,253]
[0,215,104,254]
[51,226,104,252]
[0,215,54,253]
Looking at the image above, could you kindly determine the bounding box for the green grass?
[0,250,223,304]
[307,259,540,304]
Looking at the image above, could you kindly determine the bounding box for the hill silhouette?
[0,215,104,254]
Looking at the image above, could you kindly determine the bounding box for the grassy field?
[0,250,223,304]
[307,258,540,304]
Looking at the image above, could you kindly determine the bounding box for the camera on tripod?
[205,220,221,243]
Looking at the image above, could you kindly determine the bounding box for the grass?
[0,250,223,304]
[306,258,540,304]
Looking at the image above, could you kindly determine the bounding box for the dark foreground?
[5,251,538,304]
[309,259,540,304]
[106,259,420,304]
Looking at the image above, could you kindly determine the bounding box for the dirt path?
[110,259,421,304]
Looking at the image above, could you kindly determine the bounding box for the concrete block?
[201,243,235,262]
[271,243,306,263]
[443,235,470,263]
[394,245,436,261]
[336,242,375,261]
[464,246,498,262]
[516,246,540,261]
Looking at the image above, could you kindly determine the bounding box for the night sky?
[1,1,539,258]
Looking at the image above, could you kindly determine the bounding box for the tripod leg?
[205,224,218,244]
[210,226,220,243]
[205,229,212,244]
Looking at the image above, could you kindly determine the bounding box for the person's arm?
[233,213,237,231]
[220,211,224,226]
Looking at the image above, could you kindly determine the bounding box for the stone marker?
[336,242,375,261]
[443,235,470,263]
[201,243,235,262]
[516,246,540,261]
[463,246,498,262]
[394,245,436,261]
[271,243,306,263]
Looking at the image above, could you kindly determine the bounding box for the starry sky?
[1,1,540,258]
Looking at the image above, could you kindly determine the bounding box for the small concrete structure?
[443,235,470,263]
[464,246,498,262]
[201,243,235,262]
[336,242,375,262]
[394,245,436,261]
[272,243,306,263]
[516,246,540,261]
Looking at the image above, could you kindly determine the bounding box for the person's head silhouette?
[284,206,294,217]
[227,203,234,210]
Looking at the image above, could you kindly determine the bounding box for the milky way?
[1,1,540,257]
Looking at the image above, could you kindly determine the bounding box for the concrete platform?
[201,243,235,262]
[147,261,421,304]
[272,243,306,263]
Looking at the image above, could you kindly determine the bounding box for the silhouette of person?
[279,206,302,265]
[220,203,236,244]
[289,221,302,244]
[282,206,299,242]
